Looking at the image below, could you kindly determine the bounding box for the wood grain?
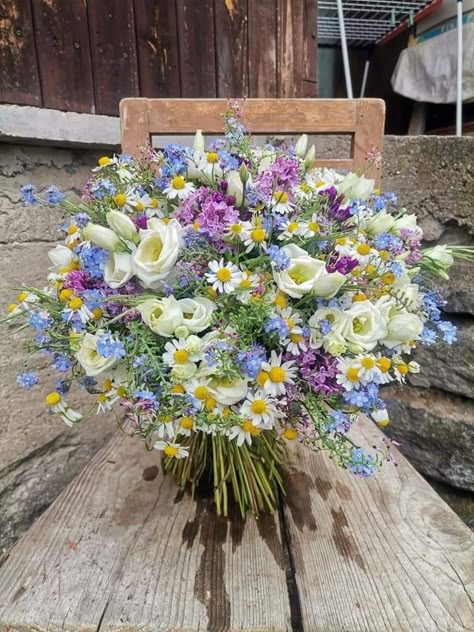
[0,0,41,106]
[87,0,140,115]
[31,0,94,113]
[214,0,249,97]
[0,431,292,631]
[248,0,278,97]
[134,0,181,98]
[353,99,385,184]
[120,98,150,156]
[284,415,474,632]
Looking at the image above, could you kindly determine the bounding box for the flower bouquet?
[6,103,472,517]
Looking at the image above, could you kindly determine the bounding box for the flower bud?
[239,163,249,184]
[82,223,127,252]
[106,210,139,244]
[304,145,316,168]
[294,134,308,158]
[193,129,205,153]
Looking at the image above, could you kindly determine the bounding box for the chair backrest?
[119,98,385,186]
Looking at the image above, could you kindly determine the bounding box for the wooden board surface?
[0,429,292,631]
[284,416,474,632]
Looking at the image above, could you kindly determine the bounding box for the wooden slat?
[302,0,318,84]
[176,0,216,97]
[134,0,181,98]
[143,98,361,133]
[87,0,140,115]
[248,0,278,97]
[353,99,386,184]
[214,0,248,98]
[120,98,150,156]
[31,0,94,113]
[0,0,41,106]
[0,431,292,631]
[284,416,474,632]
[277,0,304,98]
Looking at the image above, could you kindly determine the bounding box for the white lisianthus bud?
[174,325,190,339]
[138,295,184,337]
[82,223,126,252]
[106,210,139,244]
[193,129,205,152]
[313,271,346,298]
[394,213,418,233]
[184,334,204,355]
[294,134,308,158]
[371,408,390,427]
[226,170,245,206]
[171,362,198,380]
[304,145,316,168]
[422,245,454,280]
[76,332,118,376]
[337,172,375,201]
[382,312,424,349]
[48,245,74,271]
[104,252,134,289]
[364,210,396,236]
[239,163,249,184]
[178,297,215,333]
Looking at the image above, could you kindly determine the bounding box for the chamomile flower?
[336,358,363,391]
[235,270,259,304]
[197,151,223,181]
[64,223,80,246]
[282,330,308,356]
[225,221,244,240]
[259,351,297,396]
[154,440,189,459]
[206,259,242,294]
[162,338,201,368]
[45,391,82,427]
[240,392,281,427]
[177,415,195,437]
[113,187,137,213]
[374,354,393,384]
[293,181,315,202]
[277,218,305,241]
[355,354,382,383]
[228,419,262,446]
[163,175,196,200]
[183,377,212,409]
[131,191,153,214]
[63,296,93,324]
[272,190,293,214]
[300,213,321,238]
[241,222,268,253]
[155,414,176,439]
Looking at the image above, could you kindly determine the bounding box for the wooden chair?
[1,99,473,632]
[120,98,386,187]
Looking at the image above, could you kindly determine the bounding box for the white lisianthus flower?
[337,300,388,353]
[138,295,184,337]
[133,218,182,289]
[363,210,396,236]
[104,252,134,289]
[313,270,346,298]
[48,245,74,271]
[208,376,249,406]
[382,311,424,349]
[106,210,139,244]
[393,213,418,233]
[294,134,308,158]
[422,245,454,279]
[337,172,374,200]
[273,244,326,298]
[82,223,126,252]
[76,332,118,377]
[178,297,215,333]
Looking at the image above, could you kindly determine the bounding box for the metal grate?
[318,1,439,46]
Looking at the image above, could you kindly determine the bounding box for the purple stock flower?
[299,349,342,396]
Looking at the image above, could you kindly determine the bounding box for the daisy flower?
[155,414,176,439]
[235,270,259,304]
[241,222,268,253]
[162,338,201,368]
[206,259,242,294]
[197,151,223,181]
[271,190,293,214]
[63,296,93,324]
[240,392,281,427]
[154,441,189,459]
[113,187,137,213]
[163,175,196,200]
[293,181,315,202]
[277,218,305,241]
[300,213,321,238]
[177,415,195,437]
[336,358,363,391]
[260,351,297,396]
[45,391,82,427]
[282,330,308,356]
[355,354,382,383]
[225,221,244,240]
[64,223,81,246]
[183,377,213,409]
[228,419,262,446]
[374,354,393,384]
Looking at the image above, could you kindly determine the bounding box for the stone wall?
[0,137,473,553]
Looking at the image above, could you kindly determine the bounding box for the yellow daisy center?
[150,198,159,208]
[397,363,409,376]
[242,420,260,435]
[287,222,299,233]
[174,349,189,364]
[59,288,74,303]
[98,156,110,167]
[357,243,371,256]
[274,191,288,204]
[269,367,286,383]
[256,371,269,387]
[275,292,288,309]
[205,397,217,411]
[171,175,185,190]
[180,416,194,430]
[361,357,375,369]
[194,385,209,400]
[46,392,61,406]
[290,333,303,343]
[381,272,395,285]
[352,292,367,302]
[346,367,360,382]
[114,193,127,207]
[251,228,266,243]
[216,267,231,282]
[377,357,391,373]
[251,399,267,415]
[376,417,390,428]
[171,384,185,394]
[135,201,145,212]
[92,307,103,320]
[66,225,78,235]
[230,223,242,234]
[97,394,107,403]
[68,297,83,310]
[207,152,219,163]
[116,386,127,397]
[164,445,178,457]
[103,378,113,391]
[239,278,252,288]
[7,304,17,313]
[283,428,298,440]
[309,221,320,233]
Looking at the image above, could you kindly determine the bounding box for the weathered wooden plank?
[31,0,94,113]
[277,0,304,97]
[0,0,41,106]
[302,0,317,84]
[248,0,277,97]
[284,415,474,632]
[143,98,360,134]
[87,0,140,115]
[352,99,385,185]
[0,431,292,631]
[120,98,150,156]
[214,0,248,97]
[176,0,216,97]
[134,0,181,98]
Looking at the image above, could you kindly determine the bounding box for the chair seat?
[0,415,472,631]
